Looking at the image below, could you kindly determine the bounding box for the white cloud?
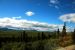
[25,11,35,16]
[50,0,58,4]
[49,0,59,9]
[12,16,22,19]
[59,13,75,22]
[0,17,64,31]
[55,5,59,9]
[0,17,73,32]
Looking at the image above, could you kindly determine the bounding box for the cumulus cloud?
[59,13,75,22]
[0,17,64,31]
[25,11,35,16]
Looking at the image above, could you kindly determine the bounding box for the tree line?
[0,31,51,48]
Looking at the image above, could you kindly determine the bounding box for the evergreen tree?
[21,32,23,42]
[0,37,2,48]
[61,22,67,37]
[57,28,60,38]
[38,33,41,40]
[72,28,75,44]
[47,32,51,39]
[22,31,28,42]
[12,36,15,42]
[41,32,46,40]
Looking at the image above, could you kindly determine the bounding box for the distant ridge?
[0,27,38,31]
[0,27,13,31]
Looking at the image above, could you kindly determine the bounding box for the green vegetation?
[0,30,60,50]
[0,22,75,50]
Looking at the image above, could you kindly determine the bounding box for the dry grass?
[59,35,72,47]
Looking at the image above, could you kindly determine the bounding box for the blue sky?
[0,0,75,31]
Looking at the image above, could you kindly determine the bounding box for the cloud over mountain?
[0,17,63,31]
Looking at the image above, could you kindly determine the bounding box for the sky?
[0,0,75,31]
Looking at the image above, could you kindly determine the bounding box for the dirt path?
[56,45,75,50]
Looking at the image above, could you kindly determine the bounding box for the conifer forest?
[0,23,75,50]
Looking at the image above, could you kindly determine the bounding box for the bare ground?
[56,45,75,50]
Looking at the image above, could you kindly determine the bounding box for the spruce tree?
[72,28,75,44]
[0,37,2,48]
[61,22,67,37]
[22,31,28,42]
[38,33,41,40]
[57,28,60,38]
[41,32,45,40]
[48,33,51,39]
